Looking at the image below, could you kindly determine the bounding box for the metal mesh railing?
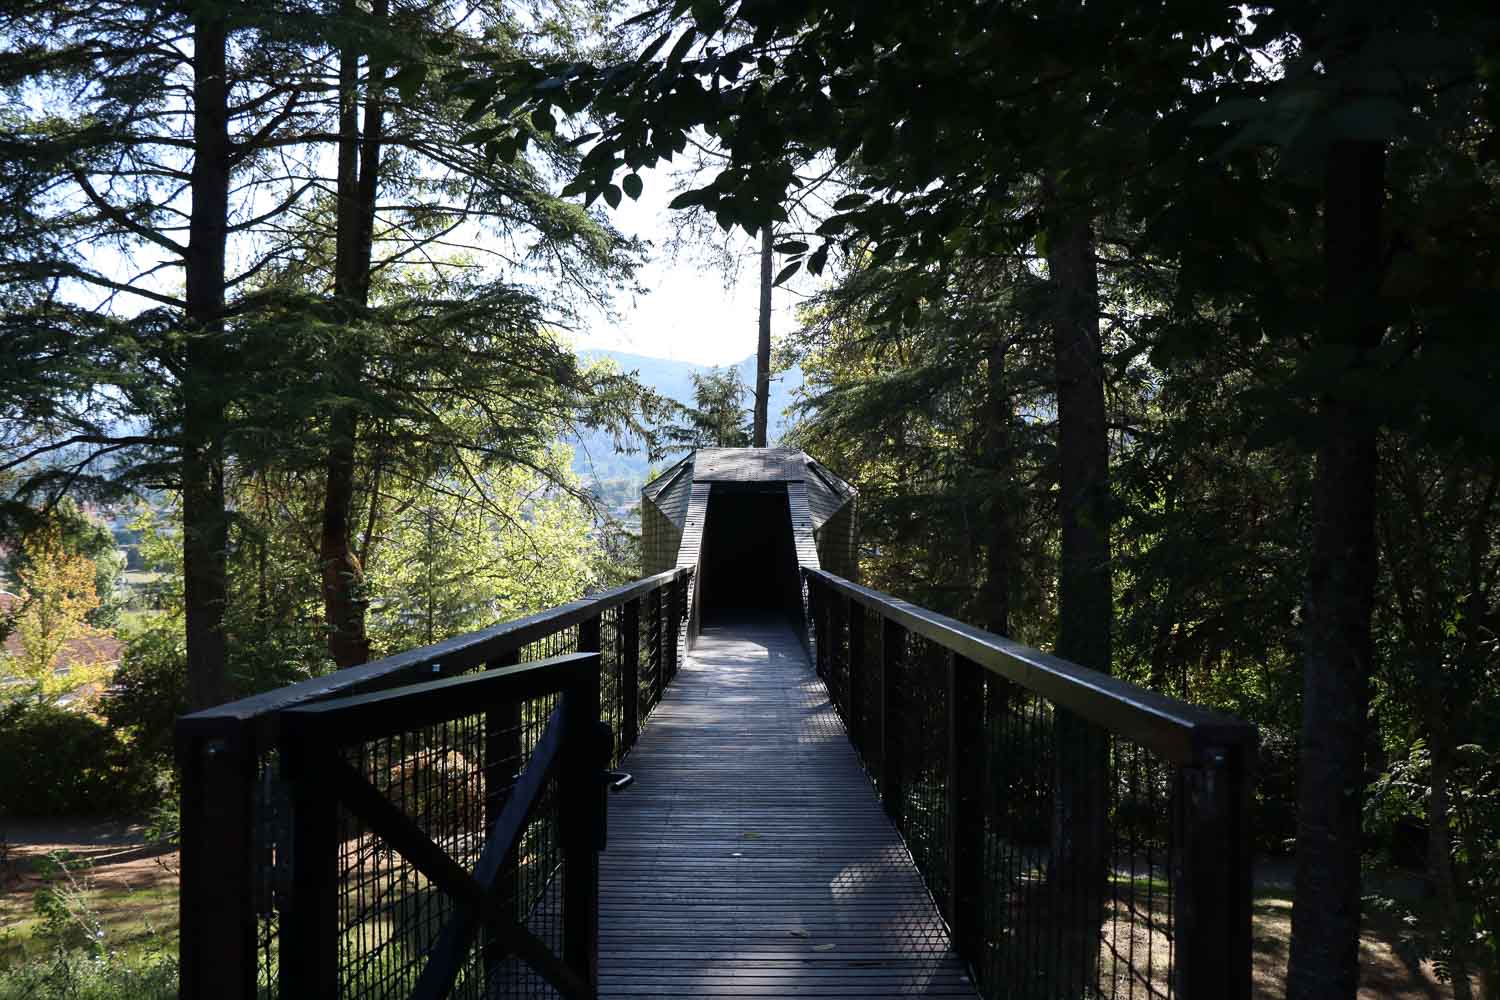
[806,569,1254,1000]
[178,568,692,999]
[640,589,664,721]
[254,753,285,992]
[888,628,954,911]
[332,693,564,998]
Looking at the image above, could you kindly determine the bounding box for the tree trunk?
[320,406,367,667]
[1043,178,1111,996]
[320,0,386,668]
[753,224,772,447]
[181,3,232,710]
[980,329,1016,874]
[1287,137,1386,1000]
[982,333,1013,639]
[1045,191,1111,677]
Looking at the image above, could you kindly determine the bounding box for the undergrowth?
[0,851,177,1000]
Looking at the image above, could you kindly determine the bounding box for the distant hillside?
[568,349,803,504]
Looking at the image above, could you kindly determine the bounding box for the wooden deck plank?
[600,616,976,998]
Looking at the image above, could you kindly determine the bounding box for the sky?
[50,71,808,371]
[571,167,809,367]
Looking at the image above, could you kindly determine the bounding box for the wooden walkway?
[598,616,977,998]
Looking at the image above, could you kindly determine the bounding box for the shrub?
[0,851,177,1000]
[0,951,177,1000]
[0,703,151,816]
[102,627,188,768]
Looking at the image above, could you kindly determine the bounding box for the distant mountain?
[567,349,804,504]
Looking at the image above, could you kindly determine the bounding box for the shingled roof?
[642,448,854,530]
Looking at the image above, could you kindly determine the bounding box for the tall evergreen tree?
[667,367,752,450]
[0,0,327,707]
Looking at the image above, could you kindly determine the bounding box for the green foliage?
[366,458,597,652]
[0,952,176,1000]
[0,853,176,999]
[0,703,150,817]
[590,514,642,590]
[2,499,124,630]
[0,0,668,702]
[31,853,106,957]
[784,255,1054,630]
[664,367,752,450]
[1449,743,1500,978]
[102,626,188,769]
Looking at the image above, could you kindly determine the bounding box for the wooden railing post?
[561,655,604,993]
[948,653,986,964]
[881,618,905,821]
[176,721,257,1000]
[1176,744,1253,999]
[847,600,866,753]
[621,598,640,751]
[819,583,832,681]
[578,612,601,656]
[836,595,851,710]
[278,717,338,997]
[483,648,521,977]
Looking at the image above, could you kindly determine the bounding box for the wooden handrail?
[179,567,692,748]
[804,567,1256,764]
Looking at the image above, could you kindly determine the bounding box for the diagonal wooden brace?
[326,707,589,999]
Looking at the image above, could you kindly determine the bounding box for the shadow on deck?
[600,614,976,998]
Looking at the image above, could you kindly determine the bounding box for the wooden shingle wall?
[814,501,859,581]
[641,499,682,577]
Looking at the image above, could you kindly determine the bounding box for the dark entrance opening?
[698,483,801,625]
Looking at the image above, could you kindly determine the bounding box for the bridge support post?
[649,586,663,703]
[278,717,339,997]
[948,654,986,966]
[880,619,905,822]
[1176,744,1253,999]
[579,612,601,657]
[830,591,847,704]
[561,657,604,993]
[622,598,640,751]
[176,721,257,1000]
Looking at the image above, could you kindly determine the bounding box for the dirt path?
[1,816,179,952]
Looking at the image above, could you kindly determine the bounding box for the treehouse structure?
[640,446,857,626]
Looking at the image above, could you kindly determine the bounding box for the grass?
[0,951,177,1000]
[0,889,177,1000]
[0,853,178,975]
